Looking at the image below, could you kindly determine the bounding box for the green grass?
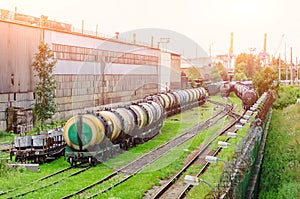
[94,114,231,199]
[17,164,113,198]
[0,157,69,192]
[258,104,300,199]
[0,102,219,198]
[209,93,243,113]
[186,122,251,199]
[105,103,219,169]
[0,98,238,199]
[0,131,15,145]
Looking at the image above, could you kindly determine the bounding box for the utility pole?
[278,53,281,81]
[263,33,267,66]
[296,57,298,81]
[228,32,234,81]
[290,47,293,85]
[285,43,287,80]
[296,57,299,83]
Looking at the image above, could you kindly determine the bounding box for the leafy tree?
[209,65,222,82]
[252,66,279,96]
[234,72,248,81]
[187,66,203,85]
[234,62,248,81]
[32,42,57,125]
[215,62,228,81]
[273,85,300,109]
[235,53,261,79]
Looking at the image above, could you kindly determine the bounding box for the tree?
[234,72,248,81]
[32,42,57,125]
[252,66,279,96]
[215,62,228,81]
[234,62,248,81]
[187,66,203,85]
[209,65,222,82]
[235,53,261,79]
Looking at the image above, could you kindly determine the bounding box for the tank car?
[207,81,258,110]
[233,82,258,110]
[220,81,232,97]
[151,87,207,116]
[207,82,228,96]
[10,128,65,163]
[63,101,164,165]
[63,87,207,166]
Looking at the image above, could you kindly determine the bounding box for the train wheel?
[40,156,46,164]
[69,157,74,166]
[15,156,21,163]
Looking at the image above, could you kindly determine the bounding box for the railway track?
[0,166,72,196]
[148,107,242,199]
[61,101,232,199]
[1,165,91,199]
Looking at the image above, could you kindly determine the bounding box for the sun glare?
[230,1,260,23]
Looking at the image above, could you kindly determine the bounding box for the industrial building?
[0,9,183,131]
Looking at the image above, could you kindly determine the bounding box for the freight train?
[10,128,65,163]
[208,81,258,110]
[63,87,207,166]
[231,82,258,110]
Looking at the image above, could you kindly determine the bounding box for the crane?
[273,34,285,81]
[273,34,285,58]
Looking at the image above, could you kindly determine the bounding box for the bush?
[258,106,300,199]
[272,85,300,109]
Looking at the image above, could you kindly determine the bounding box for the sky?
[1,0,300,62]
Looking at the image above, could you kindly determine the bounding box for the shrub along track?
[147,107,242,199]
[60,101,233,199]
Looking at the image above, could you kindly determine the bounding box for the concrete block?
[62,82,70,89]
[0,112,6,120]
[81,81,87,88]
[72,82,81,89]
[28,92,35,101]
[63,89,71,97]
[0,121,7,131]
[63,75,71,82]
[94,87,99,94]
[87,88,94,95]
[71,89,77,96]
[57,82,63,90]
[81,88,88,95]
[7,163,40,172]
[89,75,95,81]
[55,96,71,104]
[0,94,9,102]
[9,93,15,101]
[11,101,32,108]
[56,89,64,97]
[0,102,9,112]
[71,75,78,82]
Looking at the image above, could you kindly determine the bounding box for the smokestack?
[229,32,234,55]
[96,24,98,37]
[291,47,293,83]
[115,32,119,39]
[151,36,154,48]
[133,33,136,44]
[264,33,267,53]
[81,20,84,34]
[290,47,293,64]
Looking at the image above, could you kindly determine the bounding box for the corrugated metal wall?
[0,21,40,93]
[0,20,176,130]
